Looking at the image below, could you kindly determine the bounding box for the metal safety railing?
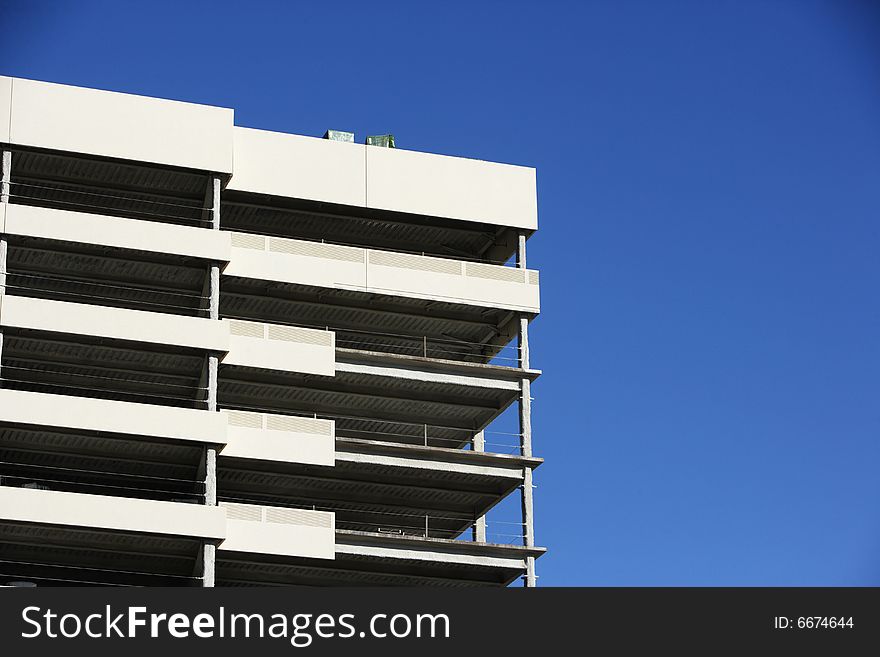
[0,462,205,504]
[7,180,211,227]
[9,184,518,266]
[221,310,522,367]
[1,272,210,316]
[217,493,528,546]
[0,561,197,587]
[0,360,208,409]
[223,217,517,267]
[220,403,524,456]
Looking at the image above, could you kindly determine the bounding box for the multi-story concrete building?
[0,76,544,587]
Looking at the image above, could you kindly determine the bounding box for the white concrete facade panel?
[219,502,335,560]
[220,410,335,466]
[1,204,232,263]
[367,251,540,313]
[0,389,228,445]
[0,76,11,143]
[7,77,233,173]
[225,235,365,288]
[225,234,540,313]
[0,487,228,540]
[228,127,366,205]
[227,124,536,230]
[0,295,230,353]
[366,146,538,230]
[224,319,335,376]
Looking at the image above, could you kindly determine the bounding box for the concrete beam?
[216,554,508,587]
[220,375,504,415]
[335,359,521,392]
[334,437,543,470]
[335,449,523,480]
[336,529,544,564]
[222,288,503,337]
[336,347,541,383]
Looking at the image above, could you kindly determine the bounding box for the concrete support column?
[1,149,10,203]
[1,150,11,296]
[196,413,217,587]
[197,543,216,588]
[471,431,487,543]
[0,239,6,297]
[521,466,536,583]
[516,231,527,269]
[197,437,217,587]
[472,430,485,452]
[516,230,536,586]
[519,376,536,587]
[202,436,217,506]
[200,174,222,587]
[0,150,11,390]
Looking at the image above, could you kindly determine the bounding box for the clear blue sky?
[3,1,879,586]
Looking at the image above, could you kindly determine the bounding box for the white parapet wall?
[365,145,538,230]
[227,126,536,230]
[219,502,335,560]
[0,76,11,144]
[0,204,232,263]
[224,318,336,376]
[228,128,366,206]
[221,410,335,466]
[224,233,540,313]
[0,295,231,353]
[0,388,228,445]
[0,76,233,173]
[0,487,228,540]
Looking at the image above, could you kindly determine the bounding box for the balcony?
[0,486,223,586]
[2,233,213,318]
[218,436,539,542]
[224,232,539,314]
[0,297,339,392]
[0,491,335,586]
[217,530,543,587]
[219,354,534,441]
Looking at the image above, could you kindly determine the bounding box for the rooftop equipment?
[323,130,355,142]
[366,134,395,148]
